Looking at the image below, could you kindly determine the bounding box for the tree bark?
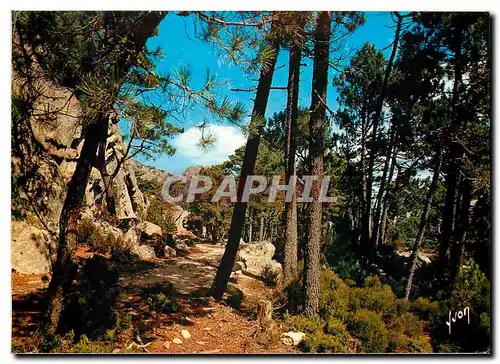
[248,209,253,243]
[378,154,397,245]
[371,127,396,247]
[405,144,443,299]
[211,23,279,300]
[438,16,464,268]
[362,13,403,250]
[283,39,301,284]
[42,11,166,337]
[259,215,265,241]
[303,11,331,317]
[449,177,472,285]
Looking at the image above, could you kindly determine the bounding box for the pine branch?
[230,86,287,92]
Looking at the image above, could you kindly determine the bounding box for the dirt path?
[12,243,293,354]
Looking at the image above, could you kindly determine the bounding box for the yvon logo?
[446,307,470,334]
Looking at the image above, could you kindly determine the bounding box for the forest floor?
[12,243,294,354]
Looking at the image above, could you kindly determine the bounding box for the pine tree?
[303,11,331,317]
[211,17,280,300]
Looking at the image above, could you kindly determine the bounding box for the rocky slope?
[11,76,188,273]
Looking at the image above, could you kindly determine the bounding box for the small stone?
[181,329,191,339]
[112,348,120,353]
[164,341,171,349]
[282,331,306,346]
[196,341,207,345]
[172,338,183,344]
[203,327,211,331]
[164,245,177,258]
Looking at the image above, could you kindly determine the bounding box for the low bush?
[284,313,324,334]
[301,330,351,353]
[348,309,388,353]
[284,314,352,353]
[348,276,397,318]
[77,218,128,255]
[142,283,179,314]
[226,284,244,309]
[282,269,433,354]
[261,265,280,287]
[146,198,177,235]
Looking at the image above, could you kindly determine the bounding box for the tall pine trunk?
[42,11,165,337]
[439,17,464,268]
[248,209,253,243]
[283,39,301,284]
[362,13,402,250]
[304,11,331,317]
[449,177,472,285]
[259,216,265,241]
[211,23,279,300]
[371,127,396,246]
[378,153,397,245]
[405,144,443,299]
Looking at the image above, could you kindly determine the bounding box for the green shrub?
[282,268,434,354]
[146,198,177,235]
[286,315,351,353]
[142,283,178,314]
[348,277,397,318]
[319,269,350,321]
[395,298,411,315]
[349,310,389,353]
[387,312,429,352]
[284,278,304,314]
[71,335,114,353]
[261,265,280,287]
[284,313,324,334]
[408,335,433,353]
[77,218,129,255]
[226,284,244,309]
[300,331,351,353]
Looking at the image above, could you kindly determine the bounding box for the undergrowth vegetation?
[281,270,433,353]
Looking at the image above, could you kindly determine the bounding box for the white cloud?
[172,125,246,166]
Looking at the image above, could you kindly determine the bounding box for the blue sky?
[131,12,397,174]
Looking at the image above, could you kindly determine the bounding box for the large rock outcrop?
[11,220,56,274]
[12,77,153,271]
[235,241,282,277]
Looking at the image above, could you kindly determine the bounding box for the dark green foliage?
[225,284,244,309]
[145,198,177,236]
[62,256,120,339]
[411,260,491,353]
[261,265,280,287]
[349,310,389,353]
[387,313,432,352]
[284,269,431,353]
[141,283,179,314]
[76,218,128,255]
[348,276,397,318]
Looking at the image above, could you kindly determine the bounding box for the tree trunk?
[372,127,396,247]
[283,40,301,284]
[211,23,279,300]
[303,11,331,317]
[439,17,464,268]
[362,13,403,250]
[42,11,166,337]
[405,144,443,299]
[248,210,253,243]
[378,154,397,245]
[259,215,265,241]
[449,177,472,285]
[359,108,367,244]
